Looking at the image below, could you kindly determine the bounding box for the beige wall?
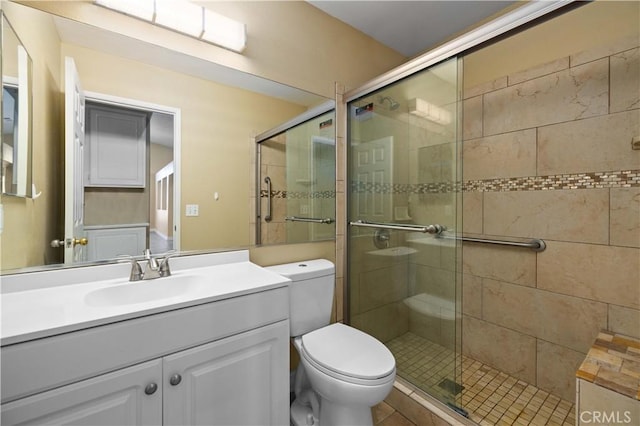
[459,1,639,403]
[25,1,407,99]
[3,0,406,270]
[1,2,62,270]
[62,42,307,251]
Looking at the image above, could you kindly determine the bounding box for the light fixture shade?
[408,98,452,125]
[202,9,246,52]
[95,0,155,21]
[155,0,203,38]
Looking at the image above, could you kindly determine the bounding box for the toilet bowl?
[266,260,396,426]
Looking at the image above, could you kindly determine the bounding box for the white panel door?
[1,360,162,426]
[163,321,289,426]
[64,57,87,264]
[85,226,147,261]
[352,136,393,222]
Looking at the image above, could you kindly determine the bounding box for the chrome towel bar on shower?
[349,220,444,235]
[264,176,272,222]
[350,220,546,251]
[438,235,546,252]
[286,216,335,224]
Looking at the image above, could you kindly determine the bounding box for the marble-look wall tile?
[482,279,607,352]
[483,59,609,136]
[538,110,640,175]
[462,274,482,318]
[463,129,537,181]
[413,264,456,301]
[464,76,508,99]
[359,264,409,312]
[462,192,483,234]
[611,47,640,113]
[351,301,409,343]
[508,57,570,86]
[463,96,483,140]
[462,315,537,384]
[537,340,586,401]
[611,188,640,248]
[462,243,536,287]
[538,241,640,310]
[571,34,639,67]
[608,305,640,339]
[483,189,609,244]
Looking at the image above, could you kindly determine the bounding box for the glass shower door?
[347,57,462,407]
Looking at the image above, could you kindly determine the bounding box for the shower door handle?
[264,176,272,222]
[350,219,444,234]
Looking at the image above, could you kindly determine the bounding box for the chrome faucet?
[120,250,176,281]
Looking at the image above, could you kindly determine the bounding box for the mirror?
[256,106,336,245]
[1,11,33,198]
[0,2,329,272]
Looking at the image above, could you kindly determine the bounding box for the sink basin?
[85,274,207,307]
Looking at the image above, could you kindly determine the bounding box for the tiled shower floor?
[387,333,576,426]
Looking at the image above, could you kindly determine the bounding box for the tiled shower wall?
[460,36,640,402]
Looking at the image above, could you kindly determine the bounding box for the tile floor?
[385,332,576,426]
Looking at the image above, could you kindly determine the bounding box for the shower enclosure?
[256,103,336,246]
[347,56,464,409]
[344,2,639,425]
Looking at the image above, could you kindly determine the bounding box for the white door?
[0,359,162,426]
[64,57,87,264]
[352,136,394,222]
[163,321,289,426]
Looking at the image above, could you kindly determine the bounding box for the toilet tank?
[266,259,335,337]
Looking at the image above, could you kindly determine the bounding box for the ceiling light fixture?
[95,0,246,53]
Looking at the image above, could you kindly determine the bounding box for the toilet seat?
[301,323,395,386]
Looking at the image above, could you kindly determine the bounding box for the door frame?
[83,90,182,253]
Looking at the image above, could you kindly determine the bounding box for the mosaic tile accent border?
[350,169,640,194]
[260,190,336,199]
[465,169,640,192]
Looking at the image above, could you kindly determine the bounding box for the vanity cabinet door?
[163,320,289,426]
[1,359,162,426]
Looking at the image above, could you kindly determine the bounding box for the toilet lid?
[301,323,395,380]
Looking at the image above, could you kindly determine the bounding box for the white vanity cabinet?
[1,285,290,426]
[1,360,163,425]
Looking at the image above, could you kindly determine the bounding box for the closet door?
[85,104,148,188]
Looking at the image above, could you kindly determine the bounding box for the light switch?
[186,204,199,216]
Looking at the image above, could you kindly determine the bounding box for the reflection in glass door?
[347,57,463,408]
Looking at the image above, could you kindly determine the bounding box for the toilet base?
[291,398,316,426]
[319,398,374,426]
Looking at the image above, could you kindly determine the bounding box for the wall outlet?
[300,205,309,215]
[185,204,199,216]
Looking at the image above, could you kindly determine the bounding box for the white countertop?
[1,251,290,346]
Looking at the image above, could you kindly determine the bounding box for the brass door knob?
[73,238,88,246]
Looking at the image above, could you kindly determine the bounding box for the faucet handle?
[117,254,144,281]
[158,251,178,277]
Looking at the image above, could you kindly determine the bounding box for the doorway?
[80,93,180,262]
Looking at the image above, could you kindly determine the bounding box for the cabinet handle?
[144,383,158,395]
[169,373,182,386]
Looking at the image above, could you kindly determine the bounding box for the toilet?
[266,260,396,426]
